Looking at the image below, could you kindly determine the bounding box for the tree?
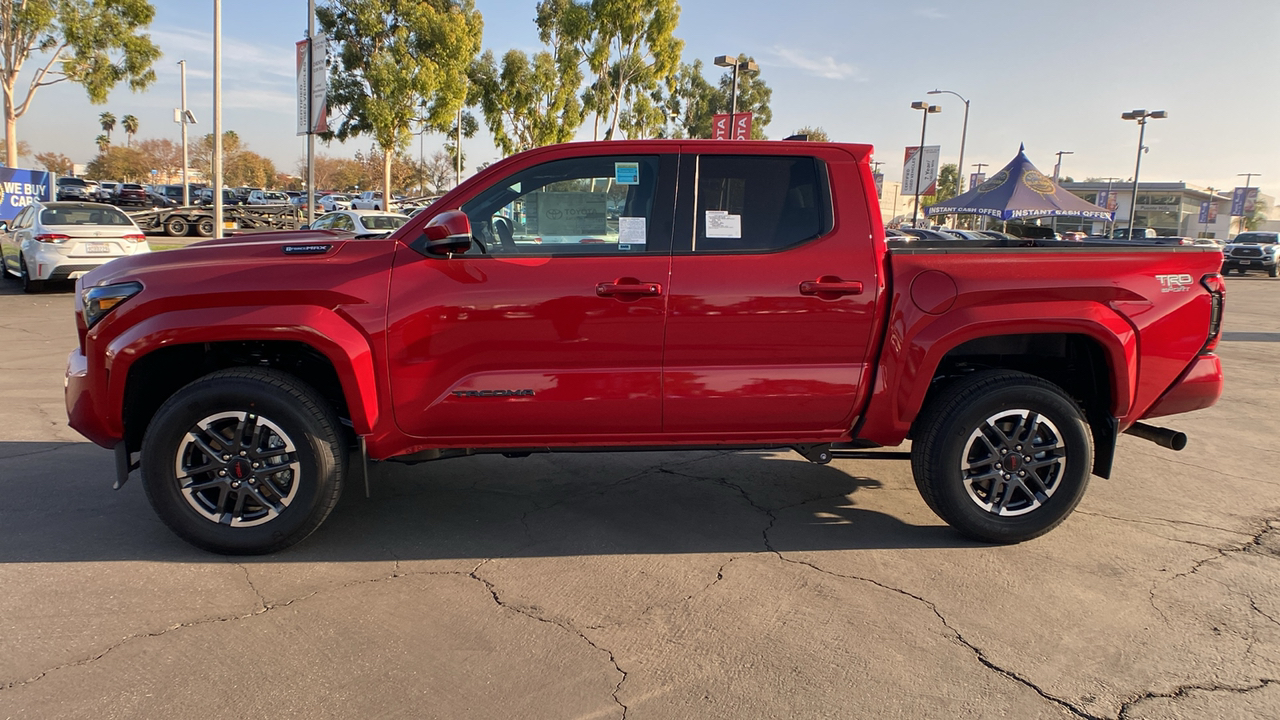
[84,145,147,181]
[299,153,363,192]
[94,133,109,151]
[0,0,161,164]
[587,0,683,140]
[1244,199,1269,231]
[423,148,453,192]
[790,126,830,142]
[98,110,115,140]
[921,163,959,208]
[317,0,483,211]
[674,55,771,139]
[0,137,30,164]
[33,150,70,173]
[121,113,138,145]
[471,47,582,156]
[134,137,179,177]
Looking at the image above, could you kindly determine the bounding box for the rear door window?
[683,155,832,253]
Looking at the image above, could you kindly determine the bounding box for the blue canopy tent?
[925,145,1113,223]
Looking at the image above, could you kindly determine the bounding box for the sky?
[12,0,1280,194]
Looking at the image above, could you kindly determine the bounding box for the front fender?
[857,299,1137,447]
[99,305,380,438]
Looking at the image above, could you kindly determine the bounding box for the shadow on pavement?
[0,442,978,564]
[1219,331,1280,343]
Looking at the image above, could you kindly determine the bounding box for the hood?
[80,228,391,292]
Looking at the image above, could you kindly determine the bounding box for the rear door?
[386,150,677,442]
[662,147,882,436]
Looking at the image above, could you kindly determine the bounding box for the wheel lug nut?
[222,455,230,461]
[1024,455,1032,462]
[251,462,259,468]
[218,470,226,476]
[239,451,247,457]
[231,481,240,488]
[1019,471,1026,476]
[1015,445,1022,451]
[1000,449,1008,455]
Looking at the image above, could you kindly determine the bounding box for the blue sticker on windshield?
[615,162,640,185]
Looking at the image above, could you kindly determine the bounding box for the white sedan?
[0,201,151,293]
[319,194,353,212]
[305,209,409,235]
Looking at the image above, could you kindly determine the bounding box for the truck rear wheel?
[140,368,346,554]
[195,217,215,237]
[911,370,1092,544]
[164,216,189,237]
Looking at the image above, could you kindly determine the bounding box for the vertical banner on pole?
[968,172,985,192]
[902,145,941,196]
[295,40,309,136]
[711,114,730,140]
[310,33,328,133]
[732,112,752,140]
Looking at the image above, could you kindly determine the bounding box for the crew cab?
[1221,231,1279,277]
[351,191,388,211]
[65,140,1226,555]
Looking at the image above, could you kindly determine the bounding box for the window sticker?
[705,210,742,238]
[614,162,640,185]
[619,216,647,245]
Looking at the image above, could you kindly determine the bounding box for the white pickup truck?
[351,191,388,211]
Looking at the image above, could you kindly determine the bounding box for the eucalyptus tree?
[317,0,483,205]
[471,47,582,156]
[0,0,160,165]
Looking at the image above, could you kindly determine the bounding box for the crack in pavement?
[0,442,81,463]
[233,562,268,612]
[1073,509,1256,539]
[1116,678,1278,719]
[469,559,628,719]
[1123,446,1280,487]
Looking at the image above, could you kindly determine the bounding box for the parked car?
[0,201,150,292]
[974,230,1020,242]
[56,176,92,201]
[351,191,389,211]
[194,187,242,205]
[154,184,191,206]
[940,229,991,241]
[318,194,353,212]
[899,227,957,241]
[97,181,122,202]
[247,190,290,205]
[146,189,180,208]
[1222,231,1279,277]
[305,209,409,234]
[1111,227,1157,239]
[113,183,150,207]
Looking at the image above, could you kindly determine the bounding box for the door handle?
[799,279,863,296]
[596,280,663,297]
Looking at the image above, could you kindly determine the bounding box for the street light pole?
[212,0,223,239]
[910,101,941,227]
[715,55,758,139]
[928,89,968,224]
[178,60,189,206]
[1121,109,1166,239]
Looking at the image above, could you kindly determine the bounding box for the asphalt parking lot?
[1,272,1278,719]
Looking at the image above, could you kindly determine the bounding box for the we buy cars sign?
[903,145,941,196]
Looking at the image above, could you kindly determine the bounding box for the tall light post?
[1236,172,1261,235]
[714,55,758,139]
[1121,109,1166,239]
[910,100,941,227]
[928,89,968,225]
[212,0,223,238]
[178,60,190,206]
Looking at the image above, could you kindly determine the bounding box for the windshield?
[1234,233,1278,244]
[42,206,134,226]
[361,215,407,230]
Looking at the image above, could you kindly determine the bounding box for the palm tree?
[95,134,110,152]
[99,111,116,141]
[122,114,139,147]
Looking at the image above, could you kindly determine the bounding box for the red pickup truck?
[65,140,1225,554]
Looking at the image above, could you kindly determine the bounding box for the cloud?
[767,46,863,81]
[913,7,948,20]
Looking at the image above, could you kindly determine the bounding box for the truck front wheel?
[140,368,346,554]
[911,370,1092,544]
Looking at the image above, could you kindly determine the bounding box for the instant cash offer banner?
[0,167,52,223]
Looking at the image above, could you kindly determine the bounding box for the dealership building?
[1057,181,1276,238]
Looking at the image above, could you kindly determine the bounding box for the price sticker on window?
[615,162,640,185]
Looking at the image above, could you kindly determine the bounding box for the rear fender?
[857,300,1136,446]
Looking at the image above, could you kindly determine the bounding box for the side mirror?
[299,224,310,230]
[0,221,8,233]
[421,209,473,255]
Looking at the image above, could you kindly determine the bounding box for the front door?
[387,152,677,443]
[662,149,881,437]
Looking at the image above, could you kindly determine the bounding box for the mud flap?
[114,442,139,490]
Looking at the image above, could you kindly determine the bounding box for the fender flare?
[857,299,1137,446]
[102,304,380,436]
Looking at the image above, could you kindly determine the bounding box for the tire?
[1269,265,1278,278]
[195,217,215,237]
[140,368,346,554]
[164,216,189,237]
[911,370,1092,544]
[19,254,43,293]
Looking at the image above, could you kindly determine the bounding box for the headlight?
[82,281,143,329]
